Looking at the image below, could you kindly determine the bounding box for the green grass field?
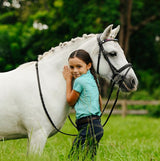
[0,115,160,161]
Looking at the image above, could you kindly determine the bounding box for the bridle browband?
[35,34,133,136]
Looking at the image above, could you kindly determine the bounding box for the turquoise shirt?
[73,70,101,119]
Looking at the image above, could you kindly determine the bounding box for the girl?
[63,49,104,160]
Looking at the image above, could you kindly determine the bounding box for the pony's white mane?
[38,33,96,61]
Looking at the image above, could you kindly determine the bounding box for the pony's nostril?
[129,78,137,90]
[131,78,135,86]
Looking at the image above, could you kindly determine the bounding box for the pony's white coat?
[0,25,138,154]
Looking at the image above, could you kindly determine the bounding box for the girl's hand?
[63,66,79,106]
[63,66,72,81]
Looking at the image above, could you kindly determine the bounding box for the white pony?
[0,25,138,154]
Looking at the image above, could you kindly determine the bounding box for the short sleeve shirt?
[73,70,101,119]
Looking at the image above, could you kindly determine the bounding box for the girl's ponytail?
[90,66,101,93]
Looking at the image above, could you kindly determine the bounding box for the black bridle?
[97,34,132,84]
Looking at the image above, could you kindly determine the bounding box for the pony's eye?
[109,51,117,57]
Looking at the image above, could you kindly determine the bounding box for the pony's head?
[92,24,138,92]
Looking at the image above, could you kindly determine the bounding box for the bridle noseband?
[97,34,132,85]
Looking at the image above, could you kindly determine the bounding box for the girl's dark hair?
[69,49,100,92]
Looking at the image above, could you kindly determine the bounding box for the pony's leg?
[27,128,48,155]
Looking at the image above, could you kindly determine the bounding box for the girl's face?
[69,57,91,78]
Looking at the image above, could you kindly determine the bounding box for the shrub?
[147,105,160,117]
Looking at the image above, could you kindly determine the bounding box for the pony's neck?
[38,34,97,71]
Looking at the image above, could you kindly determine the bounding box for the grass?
[0,115,160,161]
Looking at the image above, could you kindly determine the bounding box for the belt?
[76,115,100,125]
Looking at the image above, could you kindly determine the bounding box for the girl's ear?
[87,63,92,70]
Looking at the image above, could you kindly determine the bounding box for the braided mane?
[38,34,95,61]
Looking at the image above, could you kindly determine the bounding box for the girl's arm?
[63,66,80,106]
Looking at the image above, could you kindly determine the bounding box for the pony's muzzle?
[120,76,138,92]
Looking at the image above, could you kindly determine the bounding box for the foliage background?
[0,0,160,107]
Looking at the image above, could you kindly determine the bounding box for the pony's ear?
[100,24,113,41]
[109,25,120,39]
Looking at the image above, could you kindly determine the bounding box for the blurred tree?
[119,0,160,57]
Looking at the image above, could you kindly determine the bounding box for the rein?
[35,62,77,136]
